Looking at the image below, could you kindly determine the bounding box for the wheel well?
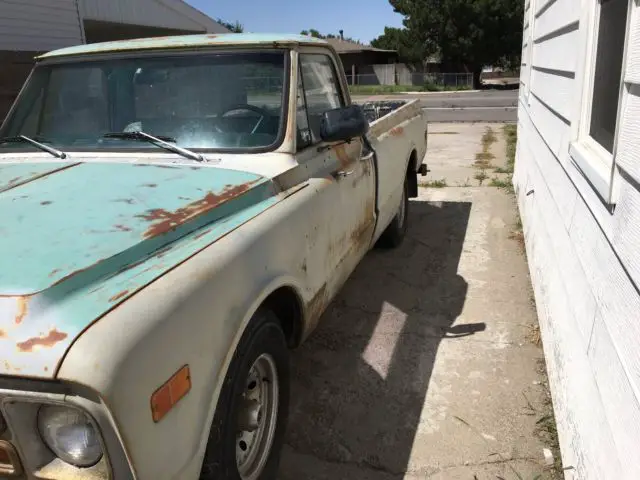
[262,286,303,348]
[407,150,418,198]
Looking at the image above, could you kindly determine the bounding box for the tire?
[377,175,409,249]
[200,309,290,480]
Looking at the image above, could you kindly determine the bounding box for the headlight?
[37,405,103,467]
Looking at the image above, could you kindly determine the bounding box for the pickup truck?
[0,33,428,480]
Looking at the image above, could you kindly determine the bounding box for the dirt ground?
[277,123,560,480]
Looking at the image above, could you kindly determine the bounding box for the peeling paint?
[332,144,351,168]
[137,182,258,239]
[16,329,68,352]
[15,297,28,324]
[193,229,212,240]
[38,33,329,60]
[307,284,329,330]
[109,290,129,302]
[390,126,404,137]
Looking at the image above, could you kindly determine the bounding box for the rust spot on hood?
[109,290,129,302]
[137,182,258,239]
[17,329,68,352]
[15,297,28,324]
[193,228,212,240]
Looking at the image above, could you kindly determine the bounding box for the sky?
[186,0,404,44]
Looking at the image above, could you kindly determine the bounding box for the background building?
[515,0,640,477]
[0,0,229,118]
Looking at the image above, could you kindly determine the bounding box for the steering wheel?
[218,104,271,134]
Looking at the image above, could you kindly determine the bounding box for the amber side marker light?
[151,365,192,422]
[0,440,23,477]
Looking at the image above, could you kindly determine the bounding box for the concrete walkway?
[278,124,559,479]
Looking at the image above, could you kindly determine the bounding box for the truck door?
[296,52,376,302]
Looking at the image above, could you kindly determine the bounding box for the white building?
[516,0,640,477]
[0,0,229,117]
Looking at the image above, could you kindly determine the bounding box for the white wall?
[515,0,640,478]
[0,0,83,52]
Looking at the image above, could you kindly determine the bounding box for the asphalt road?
[353,88,519,123]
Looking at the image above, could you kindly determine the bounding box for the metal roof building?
[0,0,229,118]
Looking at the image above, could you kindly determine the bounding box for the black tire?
[377,175,409,249]
[200,309,290,480]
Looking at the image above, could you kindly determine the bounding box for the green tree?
[390,0,523,87]
[300,29,324,38]
[371,27,424,65]
[300,29,360,43]
[216,18,244,33]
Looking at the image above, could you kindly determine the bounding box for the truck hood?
[0,160,284,378]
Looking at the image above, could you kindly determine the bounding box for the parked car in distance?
[0,33,428,479]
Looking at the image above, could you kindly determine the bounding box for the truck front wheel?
[200,309,290,480]
[377,176,409,249]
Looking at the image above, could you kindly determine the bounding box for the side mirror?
[320,105,369,143]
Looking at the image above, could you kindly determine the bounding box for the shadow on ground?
[479,83,520,91]
[279,199,481,479]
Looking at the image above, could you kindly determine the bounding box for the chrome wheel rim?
[236,354,279,480]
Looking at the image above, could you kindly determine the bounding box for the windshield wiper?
[0,135,67,159]
[102,131,205,162]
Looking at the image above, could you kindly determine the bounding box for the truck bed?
[356,99,424,139]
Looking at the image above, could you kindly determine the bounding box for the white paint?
[516,0,640,477]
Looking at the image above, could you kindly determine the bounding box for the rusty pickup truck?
[0,33,428,480]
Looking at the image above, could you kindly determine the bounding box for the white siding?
[80,0,228,33]
[0,0,83,51]
[515,0,640,477]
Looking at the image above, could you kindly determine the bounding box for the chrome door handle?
[335,170,354,178]
[360,152,374,162]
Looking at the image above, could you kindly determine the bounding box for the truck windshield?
[0,50,287,153]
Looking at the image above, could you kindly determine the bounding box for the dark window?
[589,0,629,153]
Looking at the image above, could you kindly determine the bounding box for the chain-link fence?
[344,62,473,88]
[346,71,473,88]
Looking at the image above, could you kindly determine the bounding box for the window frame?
[570,0,633,206]
[522,0,536,104]
[0,48,291,155]
[297,52,346,147]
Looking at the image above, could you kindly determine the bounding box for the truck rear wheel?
[200,309,289,480]
[377,176,409,249]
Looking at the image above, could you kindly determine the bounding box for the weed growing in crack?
[421,178,448,188]
[474,169,489,185]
